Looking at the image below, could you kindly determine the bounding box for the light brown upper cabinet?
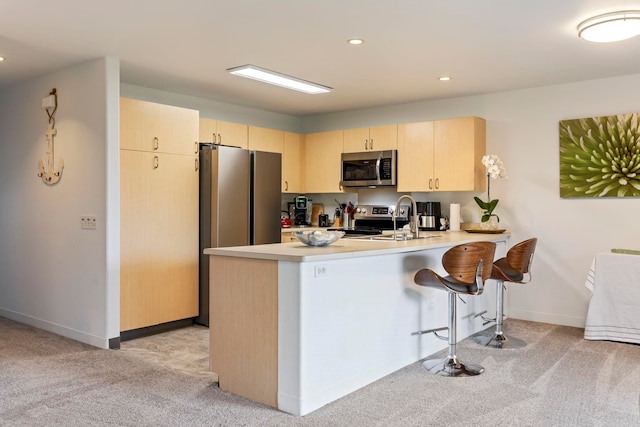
[248,126,284,153]
[199,117,248,148]
[343,125,398,153]
[121,97,200,156]
[282,132,305,193]
[397,117,486,192]
[305,130,344,193]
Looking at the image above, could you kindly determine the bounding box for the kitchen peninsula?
[204,231,510,415]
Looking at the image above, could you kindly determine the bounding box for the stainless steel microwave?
[341,150,397,188]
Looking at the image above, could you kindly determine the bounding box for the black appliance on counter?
[330,204,410,237]
[293,195,312,226]
[416,201,441,231]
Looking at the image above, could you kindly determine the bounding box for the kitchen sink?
[348,234,443,241]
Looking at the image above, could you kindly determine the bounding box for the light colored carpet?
[1,316,639,426]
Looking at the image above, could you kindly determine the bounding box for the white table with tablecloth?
[584,251,640,344]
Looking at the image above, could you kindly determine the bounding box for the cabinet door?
[248,126,284,153]
[120,150,199,331]
[433,117,486,191]
[305,130,344,193]
[199,117,218,143]
[343,125,397,152]
[397,121,434,192]
[282,131,305,193]
[121,97,198,156]
[369,125,398,151]
[343,127,370,153]
[199,118,248,148]
[217,120,248,148]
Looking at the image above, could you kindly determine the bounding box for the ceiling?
[1,0,640,117]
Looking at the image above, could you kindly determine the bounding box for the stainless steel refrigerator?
[197,144,282,326]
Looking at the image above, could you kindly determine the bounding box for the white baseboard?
[0,307,110,349]
[508,308,586,329]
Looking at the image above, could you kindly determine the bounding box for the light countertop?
[205,230,510,262]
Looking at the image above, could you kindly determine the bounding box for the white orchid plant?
[474,154,508,222]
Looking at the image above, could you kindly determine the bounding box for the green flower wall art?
[559,113,640,198]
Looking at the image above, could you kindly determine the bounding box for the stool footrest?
[412,326,448,341]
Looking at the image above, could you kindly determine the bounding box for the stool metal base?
[422,356,484,377]
[473,330,527,349]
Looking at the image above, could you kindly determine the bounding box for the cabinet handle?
[370,139,373,150]
[153,155,159,169]
[212,133,216,143]
[429,178,433,190]
[435,178,439,189]
[218,133,221,144]
[194,141,198,154]
[153,137,159,150]
[195,158,199,171]
[364,140,368,150]
[284,180,289,191]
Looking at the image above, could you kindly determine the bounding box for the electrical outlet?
[81,215,97,230]
[314,264,327,278]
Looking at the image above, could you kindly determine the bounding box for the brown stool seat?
[414,241,496,377]
[473,238,537,349]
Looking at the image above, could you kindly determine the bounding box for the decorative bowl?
[293,230,345,247]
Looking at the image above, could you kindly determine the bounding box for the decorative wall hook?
[37,88,64,185]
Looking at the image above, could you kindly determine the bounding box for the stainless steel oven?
[340,150,396,188]
[332,204,410,237]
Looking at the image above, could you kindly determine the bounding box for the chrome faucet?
[394,195,419,240]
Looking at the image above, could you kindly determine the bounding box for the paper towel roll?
[449,203,461,231]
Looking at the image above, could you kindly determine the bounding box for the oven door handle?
[376,153,382,185]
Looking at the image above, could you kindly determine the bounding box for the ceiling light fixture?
[577,10,640,42]
[227,65,331,94]
[348,39,364,45]
[438,76,451,81]
[0,56,5,62]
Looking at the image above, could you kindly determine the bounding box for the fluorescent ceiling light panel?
[578,11,640,42]
[227,65,331,94]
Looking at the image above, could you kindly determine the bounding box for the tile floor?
[119,324,218,382]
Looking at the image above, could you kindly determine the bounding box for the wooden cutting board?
[311,203,324,226]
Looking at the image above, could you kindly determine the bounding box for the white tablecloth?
[584,252,640,344]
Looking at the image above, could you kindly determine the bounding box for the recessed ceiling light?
[0,57,5,62]
[438,76,451,81]
[578,10,640,42]
[227,64,331,94]
[348,39,364,45]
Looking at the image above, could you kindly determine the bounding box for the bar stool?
[473,238,537,349]
[414,241,496,377]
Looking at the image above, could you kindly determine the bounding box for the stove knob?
[399,208,405,215]
[360,208,367,214]
[356,207,363,213]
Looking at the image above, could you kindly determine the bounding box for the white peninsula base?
[207,233,509,415]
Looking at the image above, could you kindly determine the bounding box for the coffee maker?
[416,201,441,230]
[293,195,312,226]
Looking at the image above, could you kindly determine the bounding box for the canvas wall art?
[559,113,640,198]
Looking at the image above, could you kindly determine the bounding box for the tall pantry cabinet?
[120,98,199,332]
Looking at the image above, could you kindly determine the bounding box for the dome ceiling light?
[578,10,640,42]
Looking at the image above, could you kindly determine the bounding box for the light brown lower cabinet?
[120,149,199,332]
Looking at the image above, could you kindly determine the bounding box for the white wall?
[0,58,120,348]
[300,74,640,327]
